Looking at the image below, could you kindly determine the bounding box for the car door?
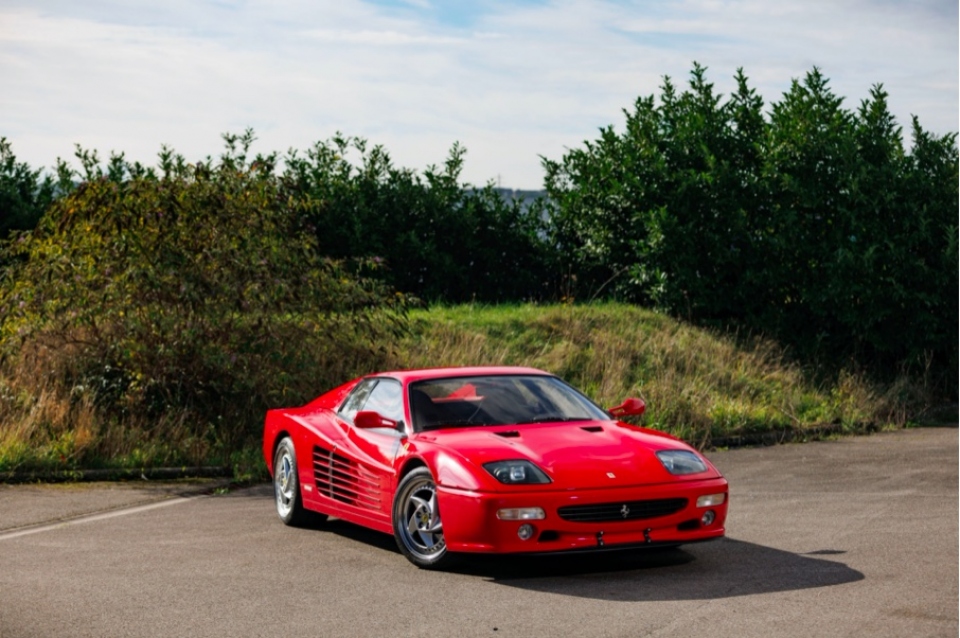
[315,377,404,521]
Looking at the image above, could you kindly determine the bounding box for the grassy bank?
[395,303,907,447]
[0,302,914,476]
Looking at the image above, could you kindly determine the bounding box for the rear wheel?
[273,437,326,527]
[393,467,457,569]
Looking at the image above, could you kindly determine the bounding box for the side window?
[338,379,377,422]
[362,379,404,426]
[338,378,404,427]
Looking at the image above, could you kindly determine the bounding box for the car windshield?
[409,375,609,432]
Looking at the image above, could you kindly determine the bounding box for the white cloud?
[300,29,465,45]
[0,0,956,189]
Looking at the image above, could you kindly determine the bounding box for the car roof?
[371,366,550,384]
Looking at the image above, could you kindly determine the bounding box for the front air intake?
[557,498,687,523]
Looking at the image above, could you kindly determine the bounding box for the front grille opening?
[538,530,560,542]
[677,519,700,531]
[558,498,687,523]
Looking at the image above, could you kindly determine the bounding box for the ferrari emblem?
[606,472,616,479]
[620,504,630,519]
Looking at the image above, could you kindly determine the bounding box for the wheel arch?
[268,429,292,477]
[396,456,428,484]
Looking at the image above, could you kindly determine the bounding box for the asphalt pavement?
[0,426,956,638]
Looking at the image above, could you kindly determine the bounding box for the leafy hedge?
[0,138,59,248]
[282,135,553,302]
[542,65,958,389]
[1,65,956,395]
[0,135,405,453]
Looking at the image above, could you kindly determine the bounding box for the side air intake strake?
[313,446,382,510]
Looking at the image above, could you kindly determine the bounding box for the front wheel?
[392,468,457,569]
[273,437,326,527]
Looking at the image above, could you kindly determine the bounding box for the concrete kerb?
[0,466,233,484]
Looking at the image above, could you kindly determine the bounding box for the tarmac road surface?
[0,427,956,638]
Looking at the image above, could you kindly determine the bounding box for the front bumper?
[438,478,728,554]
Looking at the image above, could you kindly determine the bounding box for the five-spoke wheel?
[273,437,325,527]
[393,467,456,569]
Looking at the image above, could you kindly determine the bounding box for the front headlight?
[656,450,708,475]
[483,460,552,484]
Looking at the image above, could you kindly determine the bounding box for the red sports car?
[263,366,728,569]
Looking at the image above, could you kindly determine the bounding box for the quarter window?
[339,379,377,422]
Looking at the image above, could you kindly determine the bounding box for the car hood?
[416,421,721,489]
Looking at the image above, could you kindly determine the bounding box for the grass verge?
[393,303,911,447]
[0,302,923,478]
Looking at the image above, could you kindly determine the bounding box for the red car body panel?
[263,366,728,554]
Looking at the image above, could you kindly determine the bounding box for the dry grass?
[0,340,218,471]
[392,303,904,446]
[0,301,916,472]
[0,313,401,472]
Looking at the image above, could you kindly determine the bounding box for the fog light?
[701,510,716,526]
[696,493,726,508]
[497,507,546,520]
[517,524,535,540]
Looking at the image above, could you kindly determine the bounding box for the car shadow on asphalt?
[254,482,864,603]
[313,515,864,602]
[311,517,403,551]
[454,538,865,601]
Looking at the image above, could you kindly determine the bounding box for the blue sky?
[1,0,956,189]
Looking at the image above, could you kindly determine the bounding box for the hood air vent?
[580,425,604,433]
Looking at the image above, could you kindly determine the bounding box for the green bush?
[0,138,59,247]
[541,65,958,391]
[0,133,406,456]
[283,135,553,302]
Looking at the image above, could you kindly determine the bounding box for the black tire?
[273,437,326,527]
[392,467,458,569]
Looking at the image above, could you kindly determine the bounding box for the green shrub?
[542,65,958,393]
[0,133,406,463]
[0,137,60,247]
[283,135,553,302]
